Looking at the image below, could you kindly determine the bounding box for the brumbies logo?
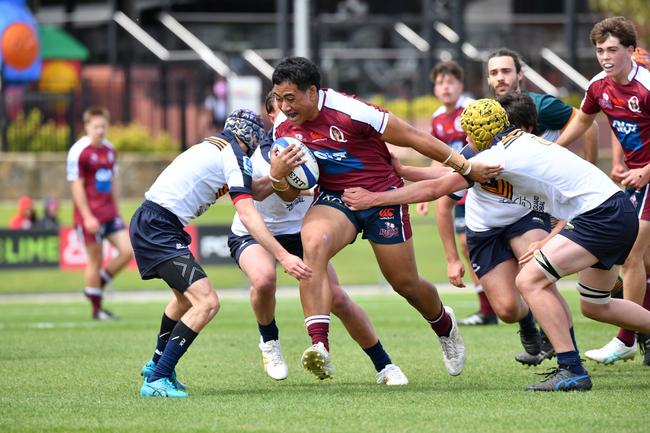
[628,96,641,113]
[329,125,347,143]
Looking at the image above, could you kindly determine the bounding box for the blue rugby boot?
[141,360,187,391]
[140,377,188,398]
[526,367,592,392]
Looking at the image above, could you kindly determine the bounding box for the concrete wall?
[0,153,176,201]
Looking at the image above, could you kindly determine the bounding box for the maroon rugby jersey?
[581,61,650,169]
[274,89,403,192]
[431,95,474,205]
[66,137,119,225]
[430,95,474,153]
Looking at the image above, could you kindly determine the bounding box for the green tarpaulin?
[38,25,88,60]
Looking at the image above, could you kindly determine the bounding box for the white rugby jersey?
[145,132,252,226]
[464,187,532,233]
[230,134,311,236]
[470,129,620,223]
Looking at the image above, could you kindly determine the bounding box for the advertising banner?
[0,228,59,268]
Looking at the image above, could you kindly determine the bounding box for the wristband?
[271,181,290,192]
[268,174,284,183]
[462,162,472,176]
[443,150,469,174]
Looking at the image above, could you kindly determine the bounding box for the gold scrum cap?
[460,98,509,150]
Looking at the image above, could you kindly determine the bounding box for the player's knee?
[301,232,334,262]
[330,287,352,316]
[577,282,610,319]
[492,302,519,323]
[389,275,422,299]
[515,268,544,295]
[121,247,134,261]
[250,270,277,297]
[198,292,220,320]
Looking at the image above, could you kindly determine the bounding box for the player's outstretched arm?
[381,114,500,183]
[436,196,466,288]
[342,172,469,211]
[556,109,597,147]
[234,197,311,279]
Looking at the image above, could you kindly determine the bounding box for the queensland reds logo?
[329,125,347,143]
[628,96,641,113]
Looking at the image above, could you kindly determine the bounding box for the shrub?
[368,94,442,120]
[106,123,178,153]
[5,108,179,153]
[7,109,69,152]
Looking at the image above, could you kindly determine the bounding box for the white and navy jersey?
[470,129,621,222]
[445,145,530,232]
[230,132,311,236]
[464,187,533,233]
[145,131,253,226]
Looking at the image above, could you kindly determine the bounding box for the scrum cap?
[460,98,509,150]
[224,109,265,153]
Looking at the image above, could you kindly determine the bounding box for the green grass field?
[1,291,647,433]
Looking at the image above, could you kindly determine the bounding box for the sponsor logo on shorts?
[176,243,188,249]
[472,263,481,273]
[378,208,394,219]
[319,193,345,205]
[379,222,398,238]
[532,216,544,225]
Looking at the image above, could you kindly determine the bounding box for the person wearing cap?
[343,94,650,392]
[130,109,312,398]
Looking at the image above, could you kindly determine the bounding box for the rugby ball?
[271,136,319,190]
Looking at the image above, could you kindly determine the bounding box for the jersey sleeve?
[251,145,269,180]
[535,94,574,131]
[348,98,389,136]
[580,83,601,115]
[223,146,253,202]
[66,146,84,182]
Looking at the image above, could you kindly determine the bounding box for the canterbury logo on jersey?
[378,208,394,218]
[205,136,230,150]
[480,178,513,200]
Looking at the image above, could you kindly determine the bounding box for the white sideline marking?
[0,282,577,305]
